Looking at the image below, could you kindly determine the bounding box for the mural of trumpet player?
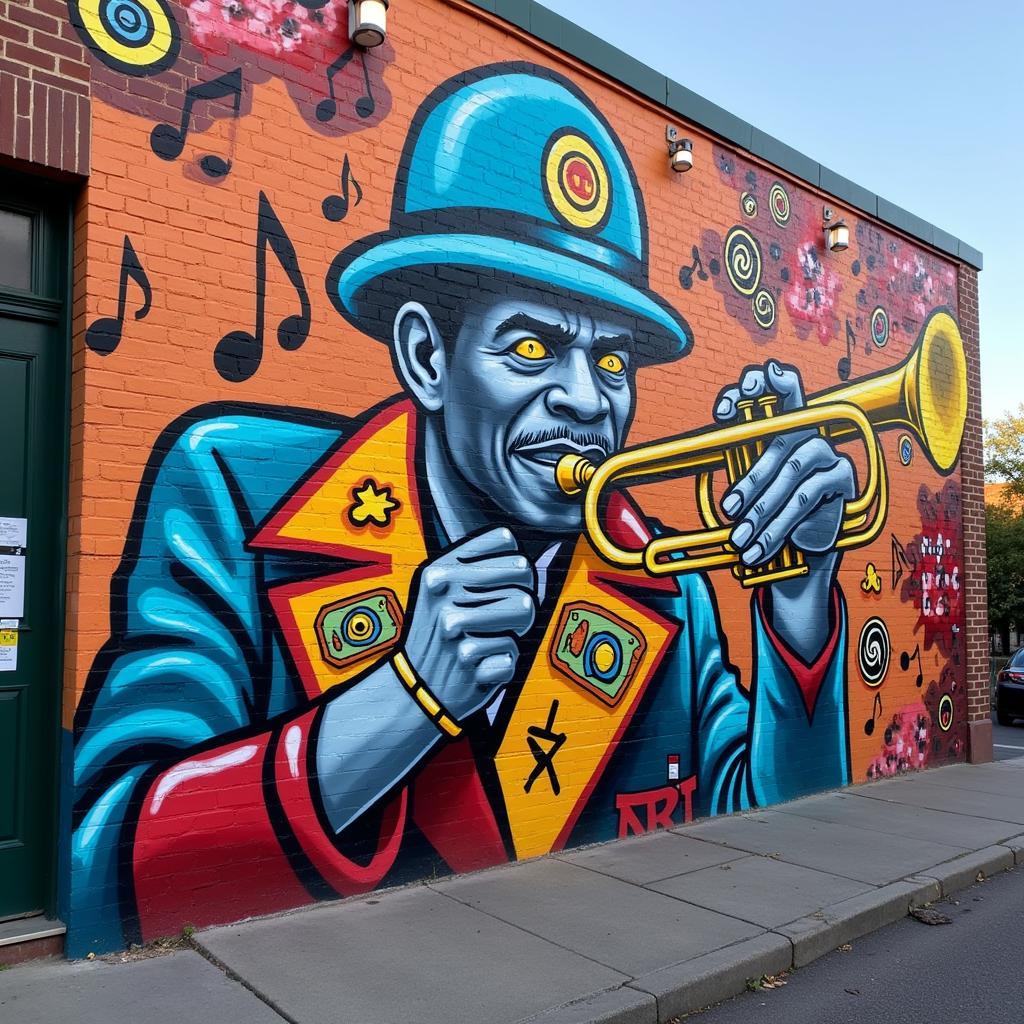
[72,62,966,952]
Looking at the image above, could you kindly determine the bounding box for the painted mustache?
[509,428,614,463]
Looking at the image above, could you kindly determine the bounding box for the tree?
[986,502,1024,654]
[985,404,1024,500]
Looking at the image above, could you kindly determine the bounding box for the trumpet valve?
[556,453,596,496]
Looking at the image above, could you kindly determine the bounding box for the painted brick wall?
[0,0,91,174]
[48,0,981,956]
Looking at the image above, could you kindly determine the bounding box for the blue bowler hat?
[329,62,692,364]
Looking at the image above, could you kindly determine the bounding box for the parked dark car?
[996,649,1024,726]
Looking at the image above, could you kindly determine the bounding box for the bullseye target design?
[69,0,181,77]
[937,694,954,732]
[870,306,890,348]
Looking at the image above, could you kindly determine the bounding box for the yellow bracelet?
[391,651,463,738]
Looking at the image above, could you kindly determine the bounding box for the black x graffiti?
[524,699,567,796]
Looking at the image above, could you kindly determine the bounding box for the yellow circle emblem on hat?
[544,132,611,231]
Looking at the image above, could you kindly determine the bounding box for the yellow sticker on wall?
[0,628,18,673]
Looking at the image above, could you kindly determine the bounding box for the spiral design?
[752,288,776,329]
[871,306,890,348]
[858,617,891,687]
[769,182,791,226]
[69,0,180,76]
[724,226,762,297]
[741,191,758,218]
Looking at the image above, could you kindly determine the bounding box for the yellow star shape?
[349,479,399,527]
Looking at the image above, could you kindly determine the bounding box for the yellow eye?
[597,353,625,374]
[512,338,550,361]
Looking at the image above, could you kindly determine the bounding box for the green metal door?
[0,173,70,920]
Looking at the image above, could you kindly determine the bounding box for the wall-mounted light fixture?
[823,206,850,252]
[350,0,389,48]
[667,126,693,173]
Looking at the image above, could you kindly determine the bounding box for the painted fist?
[402,527,537,722]
[713,360,856,568]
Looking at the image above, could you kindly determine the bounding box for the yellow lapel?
[494,536,679,859]
[251,400,426,699]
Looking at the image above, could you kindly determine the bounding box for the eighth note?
[679,245,710,290]
[864,692,883,736]
[317,48,376,123]
[85,235,152,355]
[323,155,364,222]
[151,67,244,178]
[214,192,311,383]
[900,644,924,687]
[838,318,856,380]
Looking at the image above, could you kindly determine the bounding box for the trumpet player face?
[393,286,635,536]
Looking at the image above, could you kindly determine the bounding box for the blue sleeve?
[678,574,849,816]
[69,412,335,954]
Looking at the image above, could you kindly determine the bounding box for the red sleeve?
[756,586,842,717]
[132,709,407,941]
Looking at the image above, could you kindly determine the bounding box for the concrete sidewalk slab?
[558,831,748,885]
[779,791,1024,847]
[911,845,1016,895]
[649,854,870,928]
[908,762,1024,797]
[197,886,626,1024]
[431,858,762,976]
[858,778,1024,822]
[0,951,284,1024]
[676,809,965,884]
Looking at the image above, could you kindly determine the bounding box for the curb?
[529,847,1018,1024]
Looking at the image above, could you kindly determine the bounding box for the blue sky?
[541,0,1020,421]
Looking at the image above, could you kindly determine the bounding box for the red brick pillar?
[958,265,991,764]
[0,0,91,175]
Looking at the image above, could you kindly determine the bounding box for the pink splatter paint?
[783,238,842,343]
[185,0,342,60]
[866,703,930,779]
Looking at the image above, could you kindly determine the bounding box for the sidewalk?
[5,757,1024,1024]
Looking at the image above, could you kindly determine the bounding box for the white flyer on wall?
[0,554,26,617]
[0,516,27,549]
[0,628,17,672]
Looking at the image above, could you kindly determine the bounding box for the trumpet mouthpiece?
[556,453,596,496]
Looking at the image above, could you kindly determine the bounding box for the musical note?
[316,48,376,123]
[891,533,912,590]
[679,245,709,290]
[837,318,856,380]
[864,692,883,736]
[85,236,152,355]
[322,155,364,222]
[151,68,244,178]
[900,644,924,687]
[214,192,311,383]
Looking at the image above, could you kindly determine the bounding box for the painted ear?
[392,302,447,413]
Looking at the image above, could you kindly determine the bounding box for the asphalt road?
[686,855,1024,1024]
[991,715,1024,760]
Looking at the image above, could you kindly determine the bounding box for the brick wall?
[24,0,982,956]
[0,0,91,175]
[958,265,990,761]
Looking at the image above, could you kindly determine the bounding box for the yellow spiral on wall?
[69,0,180,76]
[752,287,776,329]
[724,226,762,297]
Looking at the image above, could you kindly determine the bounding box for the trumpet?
[556,309,967,587]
